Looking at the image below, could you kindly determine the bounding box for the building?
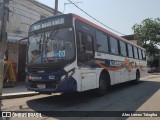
[122,34,137,45]
[0,0,56,82]
[8,0,55,41]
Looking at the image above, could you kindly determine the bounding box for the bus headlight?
[60,74,67,81]
[60,69,75,82]
[68,70,74,77]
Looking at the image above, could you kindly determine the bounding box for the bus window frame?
[95,30,109,54]
[142,50,146,60]
[138,49,142,60]
[127,44,134,58]
[119,40,127,57]
[109,36,119,55]
[133,46,139,59]
[77,31,95,64]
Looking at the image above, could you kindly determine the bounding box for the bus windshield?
[28,27,74,64]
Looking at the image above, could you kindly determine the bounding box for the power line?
[63,2,83,13]
[68,0,126,36]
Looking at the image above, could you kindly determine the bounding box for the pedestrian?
[3,48,9,82]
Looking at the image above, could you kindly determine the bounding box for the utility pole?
[0,0,9,98]
[54,0,58,15]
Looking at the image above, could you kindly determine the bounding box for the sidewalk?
[2,81,39,100]
[149,72,160,75]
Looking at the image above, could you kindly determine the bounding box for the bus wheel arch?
[95,69,110,96]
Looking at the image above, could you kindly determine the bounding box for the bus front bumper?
[26,77,77,94]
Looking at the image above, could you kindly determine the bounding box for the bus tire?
[134,71,140,84]
[95,74,108,96]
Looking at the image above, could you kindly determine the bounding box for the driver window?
[77,31,94,63]
[78,32,94,54]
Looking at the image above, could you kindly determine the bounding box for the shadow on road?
[26,80,160,119]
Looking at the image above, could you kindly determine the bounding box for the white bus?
[26,13,147,96]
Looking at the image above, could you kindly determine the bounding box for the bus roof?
[71,13,145,50]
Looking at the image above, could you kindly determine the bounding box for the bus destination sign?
[31,17,65,31]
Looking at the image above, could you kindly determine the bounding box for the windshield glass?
[28,28,74,64]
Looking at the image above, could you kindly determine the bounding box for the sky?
[37,0,160,36]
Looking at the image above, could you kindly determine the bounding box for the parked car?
[147,67,153,73]
[152,66,160,72]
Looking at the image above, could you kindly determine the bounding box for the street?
[1,74,160,120]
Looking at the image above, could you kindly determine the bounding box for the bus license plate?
[37,84,45,89]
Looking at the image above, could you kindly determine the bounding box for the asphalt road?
[1,74,160,120]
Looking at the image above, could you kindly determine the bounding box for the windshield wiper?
[48,30,58,40]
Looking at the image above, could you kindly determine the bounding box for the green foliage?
[143,43,160,56]
[132,18,160,55]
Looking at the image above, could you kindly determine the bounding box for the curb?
[149,73,160,75]
[1,92,39,100]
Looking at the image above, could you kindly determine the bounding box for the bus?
[26,13,147,96]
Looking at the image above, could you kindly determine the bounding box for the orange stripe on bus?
[96,61,122,71]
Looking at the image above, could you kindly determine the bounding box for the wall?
[7,0,54,40]
[0,1,2,35]
[129,40,137,45]
[5,0,55,81]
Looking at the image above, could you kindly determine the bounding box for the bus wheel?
[134,71,140,84]
[95,74,108,96]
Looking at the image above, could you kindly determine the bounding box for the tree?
[132,18,160,56]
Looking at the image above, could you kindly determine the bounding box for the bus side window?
[96,31,109,53]
[78,32,84,53]
[110,36,119,55]
[85,35,94,54]
[120,41,127,56]
[133,47,138,59]
[78,32,94,54]
[77,31,94,63]
[138,49,142,59]
[142,50,146,60]
[127,44,134,58]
